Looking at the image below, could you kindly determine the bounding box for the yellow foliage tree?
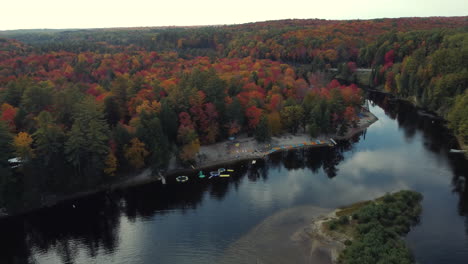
[124,138,149,169]
[136,100,161,115]
[268,112,282,135]
[179,139,200,163]
[104,152,118,176]
[13,132,34,160]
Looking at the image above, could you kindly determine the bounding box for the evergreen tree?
[21,81,53,114]
[104,96,121,127]
[65,119,87,172]
[33,111,64,166]
[136,111,170,173]
[226,97,244,125]
[159,99,178,143]
[110,74,131,120]
[0,121,13,204]
[254,115,271,142]
[65,98,110,174]
[0,120,13,167]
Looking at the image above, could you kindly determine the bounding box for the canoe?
[176,176,189,183]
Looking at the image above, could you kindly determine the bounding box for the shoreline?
[0,111,378,219]
[368,89,467,154]
[116,109,378,188]
[222,190,421,264]
[300,209,348,263]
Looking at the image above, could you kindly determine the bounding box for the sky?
[1,0,466,30]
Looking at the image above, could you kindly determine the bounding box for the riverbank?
[301,209,348,263]
[119,109,378,188]
[0,110,378,219]
[368,89,467,156]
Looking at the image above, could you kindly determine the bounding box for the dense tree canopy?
[365,29,468,143]
[326,190,423,264]
[0,16,465,188]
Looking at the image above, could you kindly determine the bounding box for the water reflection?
[0,193,121,264]
[0,91,467,264]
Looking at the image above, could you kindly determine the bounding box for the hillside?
[0,17,466,208]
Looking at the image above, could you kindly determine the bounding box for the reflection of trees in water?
[0,139,369,264]
[260,133,362,179]
[368,92,458,152]
[0,193,120,264]
[369,91,468,236]
[454,172,468,214]
[120,182,208,220]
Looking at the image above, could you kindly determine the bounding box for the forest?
[366,28,468,144]
[326,190,423,264]
[0,17,466,204]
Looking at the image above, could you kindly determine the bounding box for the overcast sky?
[1,0,466,30]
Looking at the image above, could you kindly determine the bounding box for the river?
[0,92,467,264]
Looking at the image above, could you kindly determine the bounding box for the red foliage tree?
[245,105,262,129]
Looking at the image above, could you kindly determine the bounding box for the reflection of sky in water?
[29,101,468,264]
[241,103,453,210]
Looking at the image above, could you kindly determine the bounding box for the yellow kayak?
[220,174,230,177]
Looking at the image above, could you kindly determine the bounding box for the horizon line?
[1,15,466,32]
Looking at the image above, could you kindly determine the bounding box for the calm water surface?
[1,92,467,264]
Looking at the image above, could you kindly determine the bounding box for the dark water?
[1,92,467,264]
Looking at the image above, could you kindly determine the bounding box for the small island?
[309,190,423,264]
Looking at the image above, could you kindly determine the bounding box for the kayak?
[227,169,234,172]
[176,176,189,183]
[220,174,230,177]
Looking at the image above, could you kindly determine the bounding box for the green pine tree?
[255,115,271,142]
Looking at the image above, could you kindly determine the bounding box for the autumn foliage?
[0,16,464,180]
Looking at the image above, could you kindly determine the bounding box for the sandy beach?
[219,205,350,264]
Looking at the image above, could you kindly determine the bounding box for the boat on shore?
[209,171,220,178]
[175,176,189,183]
[450,149,466,153]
